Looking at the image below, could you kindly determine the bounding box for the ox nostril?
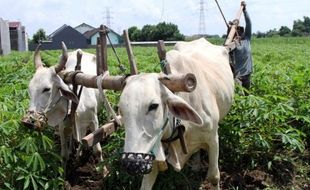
[21,118,35,129]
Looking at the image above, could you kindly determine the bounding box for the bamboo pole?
[123,30,138,75]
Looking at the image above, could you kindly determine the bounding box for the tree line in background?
[254,16,310,38]
[31,16,309,43]
[128,22,185,41]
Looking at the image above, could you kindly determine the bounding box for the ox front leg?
[140,161,159,190]
[207,132,220,190]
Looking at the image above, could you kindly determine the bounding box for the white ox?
[119,38,234,189]
[22,43,102,164]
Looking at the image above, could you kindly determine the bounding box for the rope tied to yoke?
[96,71,122,126]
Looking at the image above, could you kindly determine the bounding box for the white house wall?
[75,25,95,34]
[0,18,11,55]
[90,32,120,45]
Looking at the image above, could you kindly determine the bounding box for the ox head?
[119,73,203,175]
[21,43,78,130]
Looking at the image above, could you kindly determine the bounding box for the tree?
[303,16,310,34]
[128,26,141,41]
[32,28,47,43]
[265,28,279,37]
[279,26,291,36]
[153,22,184,41]
[255,31,266,38]
[140,24,156,41]
[292,19,305,36]
[127,22,185,41]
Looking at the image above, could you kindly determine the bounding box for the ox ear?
[52,74,79,104]
[163,89,203,126]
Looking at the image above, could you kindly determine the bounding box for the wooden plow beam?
[82,115,122,148]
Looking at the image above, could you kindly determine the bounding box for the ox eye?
[148,103,159,112]
[42,88,50,93]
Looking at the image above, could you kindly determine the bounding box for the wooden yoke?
[159,73,196,93]
[59,70,126,91]
[224,3,245,50]
[59,70,196,93]
[123,30,138,75]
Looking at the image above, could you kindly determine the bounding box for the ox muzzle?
[21,111,47,130]
[121,152,155,175]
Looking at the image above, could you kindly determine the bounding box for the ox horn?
[54,41,68,73]
[34,44,44,70]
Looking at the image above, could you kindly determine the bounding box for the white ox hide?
[23,44,102,164]
[118,38,234,189]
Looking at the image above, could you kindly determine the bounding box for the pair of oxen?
[22,38,234,190]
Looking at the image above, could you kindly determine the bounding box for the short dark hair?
[237,26,244,36]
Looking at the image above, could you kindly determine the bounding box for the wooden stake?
[123,30,138,75]
[99,25,108,72]
[157,40,172,75]
[96,37,103,75]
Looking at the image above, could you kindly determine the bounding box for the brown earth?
[63,149,310,190]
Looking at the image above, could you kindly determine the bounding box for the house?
[29,23,122,50]
[40,24,88,50]
[75,23,95,35]
[83,27,123,46]
[9,21,28,52]
[0,18,11,55]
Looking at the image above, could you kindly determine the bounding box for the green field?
[0,37,309,189]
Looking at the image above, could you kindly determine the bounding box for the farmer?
[230,1,253,94]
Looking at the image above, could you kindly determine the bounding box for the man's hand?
[241,1,246,11]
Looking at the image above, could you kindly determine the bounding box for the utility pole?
[103,7,112,28]
[198,0,206,36]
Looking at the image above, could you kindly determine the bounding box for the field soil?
[64,149,309,190]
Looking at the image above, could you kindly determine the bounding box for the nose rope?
[121,117,169,176]
[44,92,63,114]
[147,117,169,156]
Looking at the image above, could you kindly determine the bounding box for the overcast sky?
[1,0,309,38]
